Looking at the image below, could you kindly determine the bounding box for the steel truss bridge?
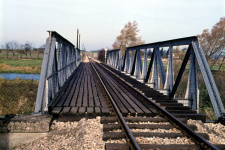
[34,31,225,150]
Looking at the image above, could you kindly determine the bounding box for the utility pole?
[79,34,81,50]
[76,29,79,49]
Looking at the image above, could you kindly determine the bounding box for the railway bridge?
[33,31,225,149]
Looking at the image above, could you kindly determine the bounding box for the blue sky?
[0,0,224,51]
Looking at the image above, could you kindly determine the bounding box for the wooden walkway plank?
[76,71,85,107]
[126,92,155,114]
[93,96,101,107]
[52,107,62,114]
[99,67,147,114]
[95,66,133,114]
[56,74,77,107]
[106,76,140,111]
[63,72,81,107]
[70,107,78,114]
[111,77,152,114]
[101,107,110,114]
[49,68,78,107]
[70,67,84,106]
[78,107,86,114]
[103,80,129,114]
[61,107,71,114]
[95,107,101,114]
[88,65,94,107]
[87,107,94,114]
[82,72,88,107]
[50,62,111,116]
[93,72,108,107]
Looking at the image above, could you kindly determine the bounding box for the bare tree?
[5,41,19,59]
[17,44,25,58]
[112,21,145,55]
[24,41,33,58]
[199,17,225,69]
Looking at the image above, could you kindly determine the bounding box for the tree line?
[0,41,45,59]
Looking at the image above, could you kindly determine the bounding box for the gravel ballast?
[14,117,105,150]
[188,119,225,144]
[13,117,225,149]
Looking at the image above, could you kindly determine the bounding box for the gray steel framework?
[106,36,225,120]
[35,31,81,113]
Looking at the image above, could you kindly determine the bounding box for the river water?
[0,73,40,80]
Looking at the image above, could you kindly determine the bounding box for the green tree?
[112,21,145,56]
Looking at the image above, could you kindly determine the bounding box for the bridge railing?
[106,36,225,121]
[35,31,81,113]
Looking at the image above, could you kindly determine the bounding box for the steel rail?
[95,60,219,150]
[90,60,141,150]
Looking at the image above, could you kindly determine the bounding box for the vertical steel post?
[129,50,134,74]
[57,41,63,88]
[125,50,130,73]
[164,46,174,93]
[134,49,142,79]
[142,49,147,80]
[115,51,119,68]
[79,34,81,50]
[185,46,198,111]
[62,44,66,83]
[77,29,79,49]
[155,47,166,87]
[118,50,123,71]
[35,37,51,112]
[151,50,159,89]
[44,35,56,111]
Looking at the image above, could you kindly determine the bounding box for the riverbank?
[0,58,42,74]
[0,78,38,115]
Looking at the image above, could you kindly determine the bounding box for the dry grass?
[0,64,41,74]
[0,79,38,115]
[0,58,42,74]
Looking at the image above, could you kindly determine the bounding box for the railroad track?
[89,58,221,150]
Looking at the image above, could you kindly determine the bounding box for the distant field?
[0,58,42,74]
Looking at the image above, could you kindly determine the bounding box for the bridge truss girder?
[35,31,81,113]
[106,36,225,121]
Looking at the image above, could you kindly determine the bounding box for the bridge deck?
[49,62,110,116]
[49,60,157,118]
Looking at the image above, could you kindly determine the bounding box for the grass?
[210,64,225,70]
[0,78,38,115]
[0,58,42,74]
[172,66,225,120]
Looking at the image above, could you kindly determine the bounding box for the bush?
[97,49,105,62]
[0,79,38,115]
